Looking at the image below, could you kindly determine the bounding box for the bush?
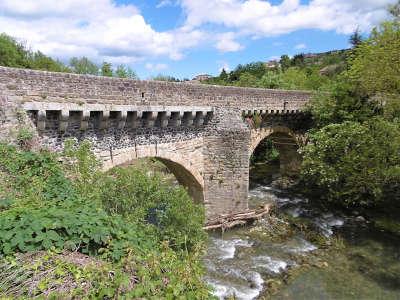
[300,118,400,207]
[0,144,74,203]
[0,198,154,260]
[99,166,206,252]
[0,141,211,297]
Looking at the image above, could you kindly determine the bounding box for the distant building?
[192,74,212,82]
[265,60,280,69]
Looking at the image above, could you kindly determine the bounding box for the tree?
[114,64,138,79]
[347,21,400,96]
[28,51,70,72]
[0,33,28,68]
[101,62,113,77]
[280,54,291,71]
[69,57,98,75]
[126,67,138,79]
[349,28,363,47]
[259,71,283,89]
[115,64,128,78]
[389,0,400,20]
[219,68,228,81]
[301,118,400,207]
[151,74,180,82]
[279,67,308,90]
[292,54,305,67]
[236,72,258,87]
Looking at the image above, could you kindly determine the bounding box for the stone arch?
[99,139,204,203]
[250,126,302,177]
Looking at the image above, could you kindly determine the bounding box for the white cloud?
[0,0,396,68]
[180,0,396,36]
[215,32,243,52]
[217,61,231,73]
[295,43,306,49]
[145,63,169,71]
[0,0,205,64]
[156,0,174,9]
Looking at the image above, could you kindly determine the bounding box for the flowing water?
[203,164,400,299]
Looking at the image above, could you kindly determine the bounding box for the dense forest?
[0,1,399,298]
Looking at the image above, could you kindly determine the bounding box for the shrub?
[0,198,155,260]
[300,118,400,207]
[0,143,74,203]
[99,166,206,252]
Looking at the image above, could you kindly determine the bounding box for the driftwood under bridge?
[203,203,273,231]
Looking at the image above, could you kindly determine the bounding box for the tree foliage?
[69,56,98,75]
[302,18,400,207]
[0,33,140,79]
[301,119,400,207]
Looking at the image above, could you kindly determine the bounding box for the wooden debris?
[203,203,273,231]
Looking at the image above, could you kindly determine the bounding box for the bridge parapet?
[22,102,213,132]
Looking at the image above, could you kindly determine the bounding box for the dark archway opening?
[156,158,204,204]
[120,157,204,204]
[250,133,300,188]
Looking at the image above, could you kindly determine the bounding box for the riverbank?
[204,163,400,299]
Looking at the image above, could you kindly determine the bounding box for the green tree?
[0,33,28,67]
[292,54,305,67]
[301,118,400,207]
[101,62,113,77]
[349,28,363,47]
[219,68,228,81]
[115,64,128,78]
[28,51,69,72]
[279,67,308,90]
[236,72,258,87]
[280,54,291,71]
[389,0,400,21]
[259,71,283,89]
[126,66,138,79]
[115,64,138,79]
[151,74,180,82]
[69,57,98,75]
[347,21,400,96]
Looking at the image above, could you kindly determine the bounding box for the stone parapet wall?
[0,66,310,111]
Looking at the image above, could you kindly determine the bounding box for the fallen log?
[203,203,273,231]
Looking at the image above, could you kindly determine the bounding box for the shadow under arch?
[250,126,302,177]
[155,157,204,204]
[103,151,204,204]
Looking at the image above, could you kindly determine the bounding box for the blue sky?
[0,0,395,79]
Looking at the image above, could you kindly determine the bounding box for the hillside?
[204,49,351,91]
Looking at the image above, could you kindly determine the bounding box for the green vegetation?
[0,141,212,298]
[300,15,400,208]
[204,50,347,91]
[222,4,400,210]
[0,33,138,79]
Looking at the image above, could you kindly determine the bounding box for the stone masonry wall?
[0,66,310,111]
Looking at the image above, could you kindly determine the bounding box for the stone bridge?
[0,66,311,219]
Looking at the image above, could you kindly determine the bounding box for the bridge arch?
[100,139,204,203]
[250,126,302,177]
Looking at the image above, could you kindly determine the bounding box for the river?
[203,163,400,299]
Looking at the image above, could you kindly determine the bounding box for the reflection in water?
[204,164,400,300]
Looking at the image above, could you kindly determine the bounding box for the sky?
[0,0,396,79]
